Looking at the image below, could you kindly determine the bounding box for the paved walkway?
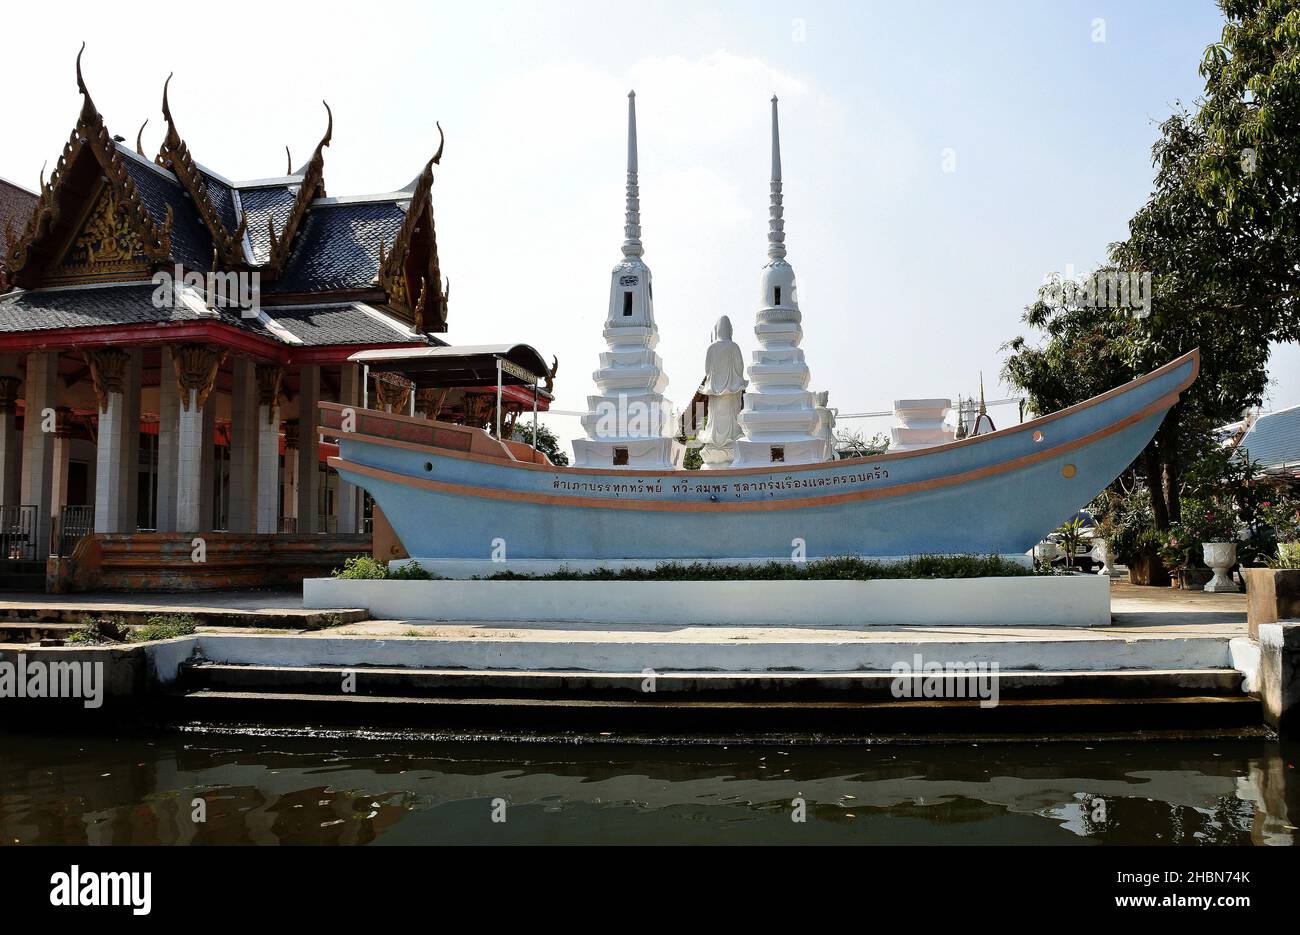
[0,579,1247,643]
[0,589,363,628]
[311,579,1248,643]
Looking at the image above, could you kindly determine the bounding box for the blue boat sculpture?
[320,349,1198,563]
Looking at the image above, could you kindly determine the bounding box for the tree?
[833,429,890,459]
[1194,0,1300,346]
[1004,113,1274,533]
[512,422,570,466]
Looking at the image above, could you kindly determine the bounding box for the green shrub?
[388,560,433,580]
[331,555,433,580]
[479,554,1034,582]
[331,555,390,579]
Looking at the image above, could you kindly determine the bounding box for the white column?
[155,354,180,532]
[255,364,283,535]
[20,351,59,556]
[175,387,205,534]
[199,388,217,531]
[297,364,321,533]
[87,349,130,535]
[95,394,123,533]
[336,363,361,534]
[171,346,222,534]
[227,357,258,534]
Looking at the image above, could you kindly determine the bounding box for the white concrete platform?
[304,574,1109,628]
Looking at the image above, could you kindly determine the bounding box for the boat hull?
[326,351,1198,562]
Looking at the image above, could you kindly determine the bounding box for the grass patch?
[128,614,198,642]
[64,614,197,644]
[477,554,1034,581]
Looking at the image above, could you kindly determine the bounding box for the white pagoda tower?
[734,96,829,466]
[572,91,683,470]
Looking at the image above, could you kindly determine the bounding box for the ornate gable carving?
[264,103,332,277]
[377,124,448,333]
[3,45,172,288]
[51,186,152,282]
[155,75,247,269]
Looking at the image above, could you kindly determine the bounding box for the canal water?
[1,732,1296,845]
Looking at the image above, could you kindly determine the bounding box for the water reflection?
[0,733,1296,845]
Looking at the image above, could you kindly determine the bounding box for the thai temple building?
[0,50,551,591]
[572,92,682,470]
[733,97,830,466]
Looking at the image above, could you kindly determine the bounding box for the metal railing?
[0,505,38,562]
[55,505,95,558]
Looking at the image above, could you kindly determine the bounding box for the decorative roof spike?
[155,73,243,267]
[978,372,988,416]
[319,101,334,150]
[75,42,97,123]
[285,146,292,175]
[431,120,445,166]
[135,119,148,157]
[38,161,46,192]
[767,94,786,261]
[161,72,173,121]
[622,90,642,258]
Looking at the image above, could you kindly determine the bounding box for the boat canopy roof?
[347,343,552,392]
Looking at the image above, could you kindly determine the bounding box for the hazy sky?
[4,0,1295,440]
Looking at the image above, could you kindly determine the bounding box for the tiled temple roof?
[0,178,37,254]
[272,199,408,294]
[0,282,421,348]
[1240,405,1300,473]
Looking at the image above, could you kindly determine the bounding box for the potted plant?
[1053,517,1088,572]
[1182,498,1240,592]
[1158,525,1194,589]
[1092,486,1166,585]
[1244,494,1300,638]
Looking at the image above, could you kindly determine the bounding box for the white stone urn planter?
[1095,541,1119,577]
[1202,541,1239,593]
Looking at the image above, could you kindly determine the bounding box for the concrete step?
[0,606,365,630]
[0,622,83,644]
[166,688,1263,736]
[189,630,1238,673]
[181,662,1247,700]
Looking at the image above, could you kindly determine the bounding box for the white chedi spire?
[733,96,831,466]
[572,91,684,470]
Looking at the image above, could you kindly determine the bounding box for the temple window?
[613,447,629,466]
[623,292,633,316]
[774,286,781,306]
[770,446,785,463]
